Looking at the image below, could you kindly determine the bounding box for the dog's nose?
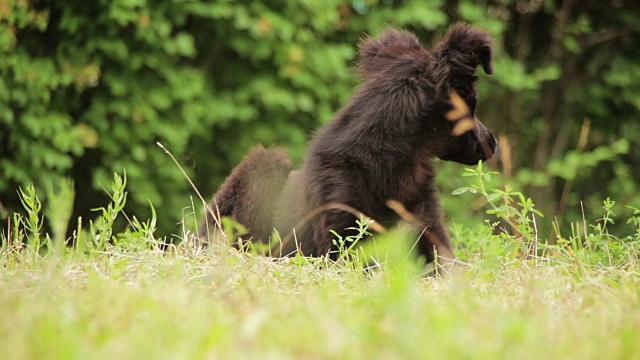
[487,131,498,152]
[474,118,497,154]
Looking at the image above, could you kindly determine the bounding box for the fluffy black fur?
[198,24,497,267]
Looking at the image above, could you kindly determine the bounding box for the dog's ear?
[356,29,422,76]
[435,23,493,75]
[478,44,493,75]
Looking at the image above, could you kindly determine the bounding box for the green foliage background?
[1,0,639,238]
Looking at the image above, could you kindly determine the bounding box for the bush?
[1,1,451,236]
[1,1,639,240]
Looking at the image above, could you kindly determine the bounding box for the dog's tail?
[197,145,293,247]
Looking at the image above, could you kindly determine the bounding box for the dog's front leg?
[413,206,456,274]
[418,228,455,274]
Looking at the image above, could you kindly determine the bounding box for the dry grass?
[1,236,639,359]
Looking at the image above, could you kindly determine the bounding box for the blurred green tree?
[1,0,639,240]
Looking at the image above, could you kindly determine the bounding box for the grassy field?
[1,173,640,359]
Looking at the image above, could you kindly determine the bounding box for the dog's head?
[432,24,497,165]
[356,23,497,165]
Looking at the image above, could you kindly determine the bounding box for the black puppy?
[199,24,497,267]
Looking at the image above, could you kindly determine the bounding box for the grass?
[1,169,640,359]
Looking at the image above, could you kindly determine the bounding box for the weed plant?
[1,166,639,359]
